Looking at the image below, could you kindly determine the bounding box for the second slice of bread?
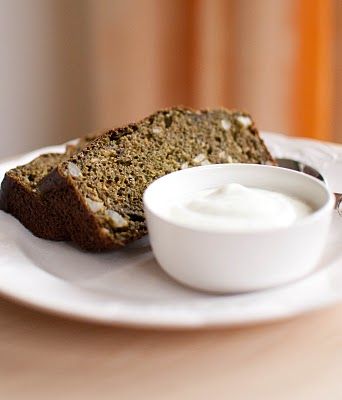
[0,133,101,240]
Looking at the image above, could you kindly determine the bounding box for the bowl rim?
[143,163,335,235]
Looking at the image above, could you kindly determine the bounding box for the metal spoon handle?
[276,158,342,217]
[335,193,342,215]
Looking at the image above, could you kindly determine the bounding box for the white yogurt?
[169,183,313,231]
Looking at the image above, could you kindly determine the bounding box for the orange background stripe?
[294,0,334,140]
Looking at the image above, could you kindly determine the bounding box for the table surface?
[1,296,342,400]
[2,145,342,400]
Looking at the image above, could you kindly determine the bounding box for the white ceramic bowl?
[143,164,335,293]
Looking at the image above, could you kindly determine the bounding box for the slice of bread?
[39,107,274,251]
[0,153,71,239]
[0,134,100,240]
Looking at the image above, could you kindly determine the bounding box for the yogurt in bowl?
[143,164,335,293]
[169,183,313,232]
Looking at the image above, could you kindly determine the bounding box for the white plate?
[1,132,342,328]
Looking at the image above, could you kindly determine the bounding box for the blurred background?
[0,0,340,158]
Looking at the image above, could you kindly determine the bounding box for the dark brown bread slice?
[39,107,274,251]
[0,153,70,239]
[0,133,100,240]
